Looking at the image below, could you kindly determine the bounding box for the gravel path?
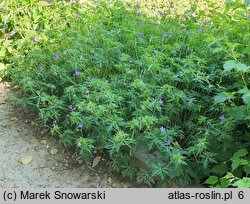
[0,82,132,188]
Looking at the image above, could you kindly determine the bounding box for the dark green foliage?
[1,0,249,186]
[205,149,250,188]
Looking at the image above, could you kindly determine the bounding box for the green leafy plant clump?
[1,0,250,187]
[205,148,250,188]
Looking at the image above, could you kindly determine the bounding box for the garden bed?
[0,0,249,187]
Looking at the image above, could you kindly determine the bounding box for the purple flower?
[219,114,225,121]
[141,23,145,28]
[36,26,41,31]
[139,33,143,39]
[75,70,81,77]
[162,33,168,37]
[78,123,84,128]
[136,12,141,17]
[3,85,10,90]
[247,15,250,19]
[68,104,74,110]
[205,20,211,25]
[160,126,166,133]
[169,1,174,8]
[55,53,60,59]
[173,53,177,57]
[158,10,163,16]
[39,66,44,71]
[165,138,171,146]
[200,26,204,33]
[159,98,164,104]
[30,37,37,43]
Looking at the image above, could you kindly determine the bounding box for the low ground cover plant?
[0,0,249,186]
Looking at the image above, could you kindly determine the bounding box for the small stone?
[55,163,59,167]
[40,140,47,145]
[47,176,53,180]
[51,167,55,170]
[64,163,69,167]
[50,148,58,155]
[82,164,88,170]
[24,119,30,124]
[108,177,112,183]
[112,183,120,188]
[24,109,29,114]
[34,146,40,151]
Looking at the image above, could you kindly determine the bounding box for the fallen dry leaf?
[10,117,18,121]
[50,148,58,155]
[92,156,101,168]
[20,156,33,165]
